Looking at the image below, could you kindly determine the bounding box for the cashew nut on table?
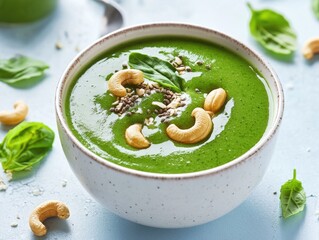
[29,200,70,237]
[108,69,144,97]
[302,37,319,60]
[0,100,28,125]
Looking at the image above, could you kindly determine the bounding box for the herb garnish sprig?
[128,52,185,92]
[247,3,297,57]
[0,122,55,172]
[0,55,49,88]
[280,169,306,218]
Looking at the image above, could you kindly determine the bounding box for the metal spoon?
[95,0,125,36]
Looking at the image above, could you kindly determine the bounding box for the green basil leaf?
[313,0,319,19]
[128,52,184,92]
[0,122,55,172]
[280,169,306,218]
[247,3,297,57]
[0,55,49,87]
[105,73,114,81]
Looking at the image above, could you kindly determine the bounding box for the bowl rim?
[55,22,284,180]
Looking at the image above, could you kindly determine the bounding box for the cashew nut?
[108,69,144,97]
[125,123,150,149]
[204,88,226,114]
[303,38,319,60]
[166,107,212,144]
[0,101,28,125]
[29,200,70,237]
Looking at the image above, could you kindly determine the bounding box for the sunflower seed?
[174,57,182,65]
[152,101,167,109]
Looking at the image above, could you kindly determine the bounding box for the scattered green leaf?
[0,55,49,88]
[247,3,297,57]
[313,0,319,19]
[280,169,306,218]
[128,52,184,92]
[0,122,55,172]
[105,73,114,81]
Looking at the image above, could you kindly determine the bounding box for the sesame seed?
[163,99,170,105]
[176,66,185,71]
[136,88,145,96]
[163,118,170,123]
[174,57,182,65]
[55,41,63,50]
[152,101,167,109]
[196,60,203,66]
[112,100,119,106]
[10,222,18,228]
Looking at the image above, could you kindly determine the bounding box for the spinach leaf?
[128,52,184,92]
[313,0,319,20]
[105,73,114,81]
[0,122,55,172]
[247,3,297,57]
[280,169,306,218]
[0,55,49,87]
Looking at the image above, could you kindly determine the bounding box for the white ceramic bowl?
[55,23,284,228]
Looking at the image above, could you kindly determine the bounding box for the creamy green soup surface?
[66,37,269,174]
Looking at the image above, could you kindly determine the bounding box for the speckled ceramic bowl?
[55,23,284,228]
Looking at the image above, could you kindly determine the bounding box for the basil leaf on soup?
[105,73,114,81]
[128,52,184,92]
[280,169,306,218]
[247,3,297,57]
[0,122,55,172]
[0,55,49,87]
[313,0,319,20]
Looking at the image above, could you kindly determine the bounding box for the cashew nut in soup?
[108,69,144,97]
[125,123,150,149]
[204,88,227,114]
[166,107,213,144]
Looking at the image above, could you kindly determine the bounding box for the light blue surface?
[0,0,318,239]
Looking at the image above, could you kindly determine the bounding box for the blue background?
[0,0,318,239]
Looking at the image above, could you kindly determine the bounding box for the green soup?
[66,37,270,174]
